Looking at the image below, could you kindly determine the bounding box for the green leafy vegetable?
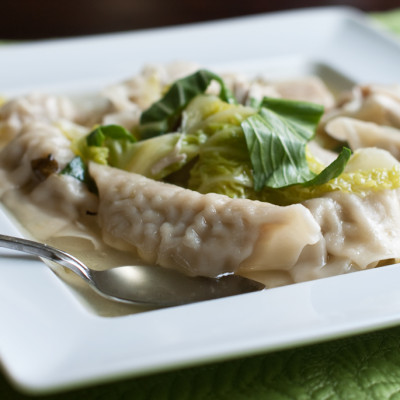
[60,156,97,193]
[188,123,253,197]
[241,98,351,190]
[303,147,351,186]
[260,97,326,135]
[113,131,207,180]
[174,95,255,196]
[138,69,237,139]
[76,124,136,166]
[86,124,135,146]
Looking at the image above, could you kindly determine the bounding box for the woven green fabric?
[2,325,400,400]
[2,9,400,400]
[372,8,400,35]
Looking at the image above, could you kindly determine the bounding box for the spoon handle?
[0,234,92,282]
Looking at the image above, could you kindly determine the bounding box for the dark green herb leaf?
[139,69,237,139]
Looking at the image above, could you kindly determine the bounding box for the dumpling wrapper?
[0,94,77,148]
[0,120,99,239]
[326,117,400,158]
[303,188,400,272]
[322,84,400,129]
[89,162,322,278]
[0,121,75,191]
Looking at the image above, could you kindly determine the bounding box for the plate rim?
[2,6,400,395]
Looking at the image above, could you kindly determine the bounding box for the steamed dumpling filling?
[1,62,400,290]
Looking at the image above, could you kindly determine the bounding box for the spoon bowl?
[0,234,265,307]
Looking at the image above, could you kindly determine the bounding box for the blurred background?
[1,0,399,40]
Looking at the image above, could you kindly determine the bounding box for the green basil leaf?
[139,69,237,139]
[242,99,350,190]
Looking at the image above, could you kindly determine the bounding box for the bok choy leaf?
[138,69,237,139]
[241,98,351,190]
[86,124,136,146]
[61,156,98,193]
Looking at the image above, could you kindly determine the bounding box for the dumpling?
[0,93,77,147]
[102,61,201,112]
[89,162,322,278]
[238,149,400,286]
[298,148,400,281]
[303,188,400,271]
[326,117,400,159]
[215,74,335,108]
[0,121,74,189]
[321,84,400,130]
[89,146,400,286]
[0,120,98,221]
[100,62,202,130]
[266,76,335,109]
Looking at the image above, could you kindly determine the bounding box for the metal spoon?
[0,233,265,307]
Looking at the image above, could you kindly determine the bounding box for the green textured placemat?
[372,8,400,35]
[3,324,400,400]
[2,9,400,400]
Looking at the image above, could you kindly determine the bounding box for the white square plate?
[2,6,400,394]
